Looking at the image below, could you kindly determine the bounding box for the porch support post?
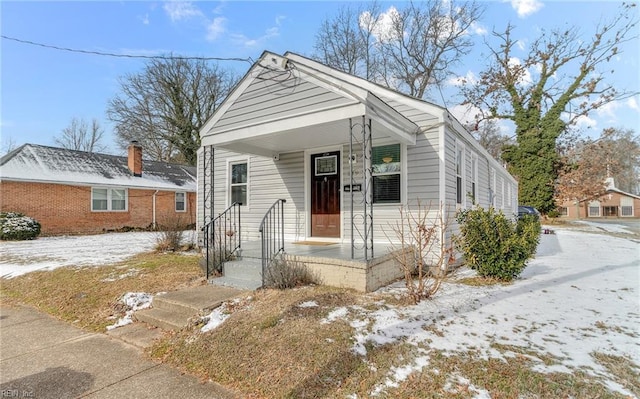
[348,116,374,261]
[201,145,215,279]
[363,116,373,260]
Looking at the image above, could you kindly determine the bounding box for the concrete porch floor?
[236,239,389,262]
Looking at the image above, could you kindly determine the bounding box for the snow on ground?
[324,227,640,397]
[0,230,197,278]
[574,220,637,235]
[106,292,153,331]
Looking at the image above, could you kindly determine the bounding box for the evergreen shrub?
[455,207,539,281]
[0,212,42,241]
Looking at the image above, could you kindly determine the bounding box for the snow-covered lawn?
[208,226,639,397]
[0,230,197,278]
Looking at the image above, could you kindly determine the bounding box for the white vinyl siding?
[91,188,127,212]
[212,78,356,134]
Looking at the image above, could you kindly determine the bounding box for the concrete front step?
[135,285,245,331]
[210,276,263,291]
[135,308,192,331]
[223,258,262,281]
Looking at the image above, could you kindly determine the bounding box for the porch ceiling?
[201,95,419,158]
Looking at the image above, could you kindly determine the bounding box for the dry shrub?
[264,256,318,289]
[388,201,455,304]
[155,216,191,252]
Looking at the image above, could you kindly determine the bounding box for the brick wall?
[0,181,196,235]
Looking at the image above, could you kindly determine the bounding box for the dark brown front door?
[311,151,340,238]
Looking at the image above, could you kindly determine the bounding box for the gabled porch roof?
[200,51,419,158]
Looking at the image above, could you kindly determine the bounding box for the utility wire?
[1,35,253,63]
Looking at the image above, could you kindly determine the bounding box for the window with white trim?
[230,161,248,205]
[470,153,478,204]
[91,188,128,211]
[588,200,600,217]
[175,192,186,212]
[455,141,465,205]
[621,196,633,217]
[372,144,401,204]
[490,167,496,208]
[559,206,568,216]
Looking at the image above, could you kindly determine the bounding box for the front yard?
[1,222,638,398]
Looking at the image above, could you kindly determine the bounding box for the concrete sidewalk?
[0,305,236,399]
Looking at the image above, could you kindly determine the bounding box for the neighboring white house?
[196,51,518,291]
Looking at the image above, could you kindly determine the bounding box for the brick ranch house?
[0,142,196,235]
[557,178,640,219]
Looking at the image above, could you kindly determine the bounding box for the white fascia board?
[365,93,418,145]
[201,103,366,147]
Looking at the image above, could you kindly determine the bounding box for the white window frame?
[559,206,568,216]
[175,192,186,212]
[470,152,478,205]
[455,140,466,207]
[490,167,497,208]
[372,143,404,205]
[588,200,601,217]
[91,187,128,212]
[228,159,249,207]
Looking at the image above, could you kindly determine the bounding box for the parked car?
[518,205,540,220]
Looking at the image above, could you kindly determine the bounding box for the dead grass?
[0,252,203,331]
[592,352,640,397]
[455,276,512,286]
[149,286,636,399]
[3,261,636,398]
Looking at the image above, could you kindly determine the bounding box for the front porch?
[210,239,405,292]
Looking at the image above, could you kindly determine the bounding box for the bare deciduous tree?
[388,201,455,304]
[557,128,640,209]
[107,57,237,165]
[1,136,17,155]
[313,0,483,99]
[466,119,513,162]
[313,2,382,80]
[55,117,106,153]
[378,1,483,98]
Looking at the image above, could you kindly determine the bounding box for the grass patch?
[0,252,203,331]
[388,349,632,399]
[4,260,636,398]
[455,276,511,286]
[593,352,640,397]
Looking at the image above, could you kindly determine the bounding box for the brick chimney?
[128,141,142,177]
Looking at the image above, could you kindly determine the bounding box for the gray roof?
[0,144,197,191]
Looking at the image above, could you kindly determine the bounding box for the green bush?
[0,212,41,240]
[517,214,541,257]
[455,207,539,281]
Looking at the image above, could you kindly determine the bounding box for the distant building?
[557,178,640,219]
[0,142,196,235]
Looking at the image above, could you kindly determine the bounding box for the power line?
[1,35,253,63]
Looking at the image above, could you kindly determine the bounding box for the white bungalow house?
[197,51,518,291]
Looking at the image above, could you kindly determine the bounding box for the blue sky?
[1,1,638,155]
